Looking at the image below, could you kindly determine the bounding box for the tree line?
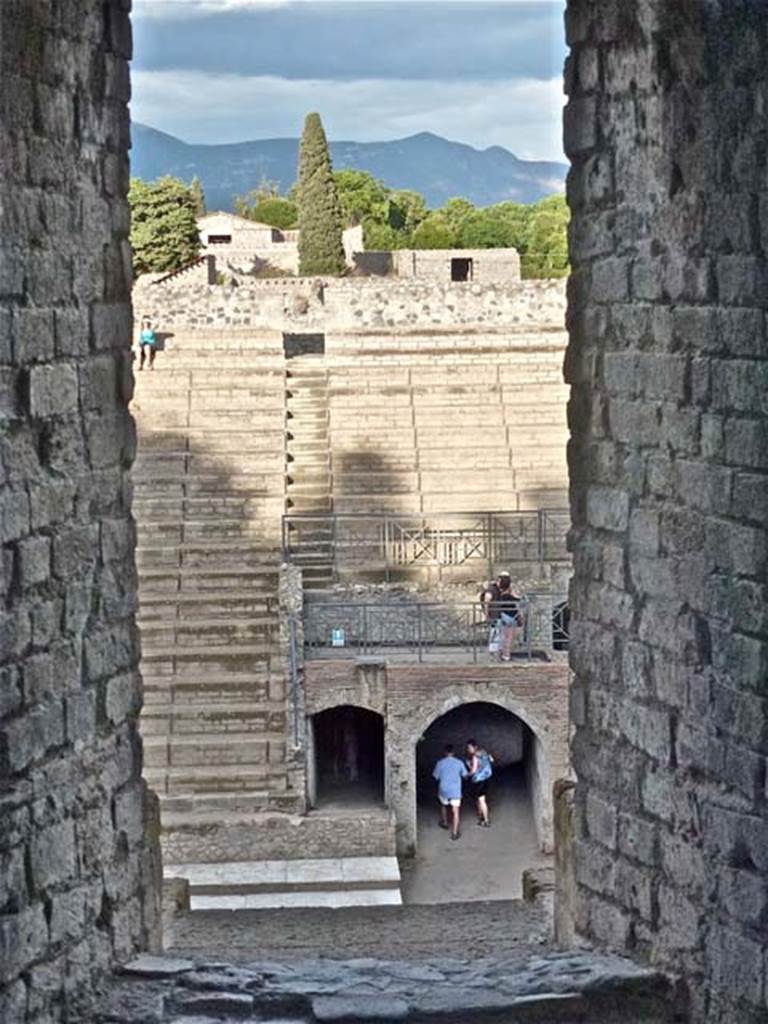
[130,112,568,279]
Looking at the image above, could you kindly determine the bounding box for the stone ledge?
[101,951,688,1023]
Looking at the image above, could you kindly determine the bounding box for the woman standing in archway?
[465,738,494,826]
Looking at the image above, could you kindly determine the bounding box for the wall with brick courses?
[304,661,570,855]
[565,2,768,1020]
[0,4,160,1022]
[133,277,566,334]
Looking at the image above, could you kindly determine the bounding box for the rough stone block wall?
[0,4,160,1021]
[565,2,768,1020]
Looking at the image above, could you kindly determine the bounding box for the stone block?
[30,819,77,891]
[586,485,629,532]
[18,534,50,587]
[28,362,78,419]
[2,701,65,773]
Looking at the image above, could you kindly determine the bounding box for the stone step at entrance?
[164,856,403,911]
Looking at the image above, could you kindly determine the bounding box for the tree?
[129,176,200,274]
[333,169,390,228]
[442,197,475,230]
[456,209,516,248]
[521,194,569,278]
[389,190,428,234]
[296,113,346,275]
[410,214,458,249]
[190,175,206,217]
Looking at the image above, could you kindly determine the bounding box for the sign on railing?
[303,596,568,663]
[283,509,570,583]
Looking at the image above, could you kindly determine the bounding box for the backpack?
[472,751,493,783]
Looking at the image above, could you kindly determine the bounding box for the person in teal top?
[138,316,158,371]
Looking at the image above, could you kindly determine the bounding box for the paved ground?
[403,767,551,904]
[166,898,550,961]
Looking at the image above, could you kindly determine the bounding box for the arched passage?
[309,705,385,809]
[400,699,551,902]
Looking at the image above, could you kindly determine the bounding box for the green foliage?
[334,169,390,227]
[129,176,201,274]
[234,178,299,230]
[455,209,516,248]
[410,214,458,250]
[519,194,569,278]
[297,113,346,275]
[389,190,428,234]
[190,175,206,217]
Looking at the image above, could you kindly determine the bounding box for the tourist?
[138,316,158,371]
[465,738,494,827]
[432,744,468,840]
[483,572,523,661]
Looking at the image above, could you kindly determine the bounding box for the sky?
[131,0,567,161]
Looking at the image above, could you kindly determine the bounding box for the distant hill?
[131,123,567,210]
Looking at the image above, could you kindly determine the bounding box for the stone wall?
[565,2,768,1020]
[133,276,566,335]
[394,247,522,284]
[0,3,160,1022]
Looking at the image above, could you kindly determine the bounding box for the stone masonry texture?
[565,2,768,1021]
[0,3,160,1023]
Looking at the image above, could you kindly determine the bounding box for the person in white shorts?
[432,744,468,840]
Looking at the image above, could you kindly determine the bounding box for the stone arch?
[387,681,558,857]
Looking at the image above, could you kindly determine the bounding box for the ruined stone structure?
[3,2,768,1023]
[0,4,160,1022]
[565,3,768,1021]
[128,272,571,878]
[196,211,363,277]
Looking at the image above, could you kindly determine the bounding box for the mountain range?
[131,123,567,211]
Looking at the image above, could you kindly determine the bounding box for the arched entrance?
[404,700,550,902]
[309,705,385,809]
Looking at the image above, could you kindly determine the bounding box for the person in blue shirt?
[432,744,468,840]
[138,316,158,371]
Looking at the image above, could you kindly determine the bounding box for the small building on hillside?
[197,212,363,277]
[352,247,521,283]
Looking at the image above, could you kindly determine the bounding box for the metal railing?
[283,509,570,582]
[303,596,569,663]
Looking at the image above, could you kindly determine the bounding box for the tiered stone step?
[131,331,293,821]
[164,856,403,911]
[285,356,334,585]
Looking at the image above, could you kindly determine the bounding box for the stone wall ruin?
[565,2,768,1020]
[0,3,160,1022]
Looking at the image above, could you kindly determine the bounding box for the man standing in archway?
[432,744,468,840]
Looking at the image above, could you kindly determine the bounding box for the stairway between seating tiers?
[131,330,297,820]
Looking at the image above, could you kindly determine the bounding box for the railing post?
[362,603,368,655]
[487,512,493,581]
[472,602,479,663]
[384,513,390,583]
[417,603,423,663]
[331,513,338,583]
[537,510,545,572]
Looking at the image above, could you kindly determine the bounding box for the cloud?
[134,0,562,16]
[132,2,566,81]
[131,70,565,160]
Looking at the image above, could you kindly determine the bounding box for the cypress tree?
[297,113,345,275]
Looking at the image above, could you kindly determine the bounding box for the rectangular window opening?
[451,257,473,282]
[283,333,326,358]
[207,234,232,245]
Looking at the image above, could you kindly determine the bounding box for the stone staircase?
[131,331,297,821]
[164,855,402,911]
[285,354,334,587]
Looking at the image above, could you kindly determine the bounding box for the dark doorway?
[312,705,385,808]
[406,701,548,903]
[283,332,326,358]
[450,257,473,282]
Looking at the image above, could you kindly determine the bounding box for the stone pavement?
[97,950,687,1023]
[163,900,548,961]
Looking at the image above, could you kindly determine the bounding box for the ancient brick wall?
[304,660,570,855]
[0,4,160,1022]
[565,2,768,1019]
